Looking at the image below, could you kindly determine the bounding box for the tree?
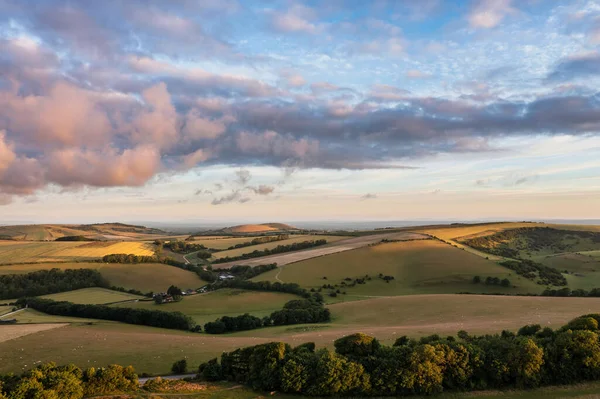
[200,359,222,381]
[501,278,511,287]
[171,359,187,374]
[472,275,481,284]
[167,285,183,297]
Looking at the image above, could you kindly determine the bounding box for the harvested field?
[41,287,143,304]
[213,235,347,259]
[0,323,67,344]
[213,231,427,268]
[0,240,155,263]
[0,262,204,292]
[189,236,268,250]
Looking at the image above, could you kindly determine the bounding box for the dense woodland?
[200,314,600,396]
[0,362,138,399]
[213,239,327,264]
[0,269,109,299]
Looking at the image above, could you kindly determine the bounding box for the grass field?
[111,289,298,325]
[188,236,270,250]
[254,240,543,297]
[9,308,116,324]
[1,294,599,375]
[41,287,143,304]
[0,240,155,263]
[0,262,205,292]
[212,235,347,259]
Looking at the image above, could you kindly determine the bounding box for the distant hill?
[202,223,300,236]
[0,223,167,241]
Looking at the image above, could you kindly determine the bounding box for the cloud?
[591,21,600,45]
[546,52,600,82]
[195,188,212,195]
[211,190,250,205]
[367,85,411,102]
[248,185,275,195]
[235,169,252,185]
[268,4,320,34]
[361,193,377,200]
[468,0,515,29]
[406,70,431,79]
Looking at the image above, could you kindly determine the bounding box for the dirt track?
[212,232,428,268]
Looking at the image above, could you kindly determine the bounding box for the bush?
[171,359,187,374]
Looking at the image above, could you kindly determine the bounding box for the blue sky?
[0,0,599,223]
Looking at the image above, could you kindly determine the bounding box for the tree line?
[499,259,566,286]
[204,298,330,334]
[213,239,327,264]
[200,313,600,396]
[0,362,138,399]
[0,269,109,300]
[225,234,290,250]
[16,297,196,331]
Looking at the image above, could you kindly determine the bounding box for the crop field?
[213,232,424,268]
[1,293,599,375]
[0,262,204,292]
[0,240,155,263]
[41,287,143,304]
[212,235,347,259]
[254,240,542,297]
[111,288,298,325]
[188,236,268,250]
[0,323,67,344]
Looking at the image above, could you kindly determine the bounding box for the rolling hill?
[0,223,167,241]
[201,222,300,235]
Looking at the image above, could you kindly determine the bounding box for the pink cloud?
[468,0,515,29]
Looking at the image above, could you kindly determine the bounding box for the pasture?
[1,294,599,375]
[0,240,155,263]
[0,262,204,292]
[254,239,543,297]
[212,234,347,259]
[111,288,298,325]
[41,287,143,304]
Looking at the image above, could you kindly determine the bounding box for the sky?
[0,0,600,224]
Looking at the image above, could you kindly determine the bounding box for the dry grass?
[0,241,155,263]
[0,323,67,344]
[0,262,205,292]
[2,294,599,375]
[255,239,542,296]
[212,235,347,259]
[41,287,143,304]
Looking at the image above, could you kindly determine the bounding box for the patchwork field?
[41,287,143,304]
[0,262,204,292]
[1,294,599,375]
[111,288,298,325]
[0,223,167,241]
[214,232,424,268]
[255,239,542,297]
[212,234,347,259]
[0,240,155,263]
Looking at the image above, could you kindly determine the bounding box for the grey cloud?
[546,53,600,82]
[247,185,275,195]
[361,193,377,200]
[235,169,252,185]
[195,188,212,195]
[211,190,250,205]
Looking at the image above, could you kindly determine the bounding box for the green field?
[41,287,143,304]
[0,305,12,316]
[0,262,205,292]
[2,294,600,375]
[187,236,267,250]
[254,240,543,297]
[8,308,117,324]
[111,288,298,324]
[212,234,347,260]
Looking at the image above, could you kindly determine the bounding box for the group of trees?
[499,260,567,286]
[213,240,327,264]
[204,298,330,334]
[200,314,600,396]
[225,234,290,250]
[0,269,109,300]
[54,235,96,241]
[0,362,138,398]
[542,287,600,297]
[102,254,157,263]
[472,276,511,287]
[159,241,212,254]
[209,278,320,301]
[17,297,196,331]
